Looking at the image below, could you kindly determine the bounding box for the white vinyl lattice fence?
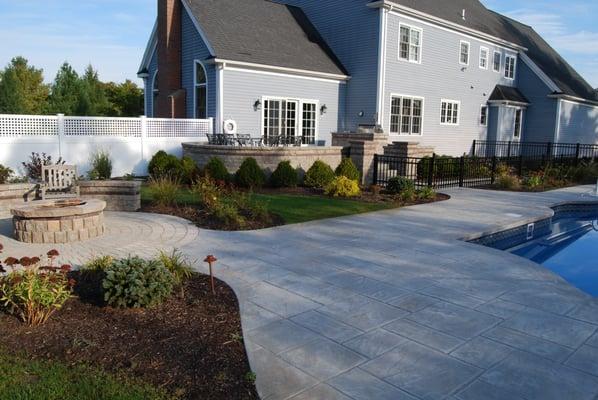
[0,114,212,177]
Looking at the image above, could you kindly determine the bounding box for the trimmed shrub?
[204,157,230,183]
[270,161,298,188]
[0,164,13,184]
[325,176,361,198]
[386,177,415,195]
[235,157,266,189]
[148,150,181,179]
[148,175,180,207]
[103,256,174,308]
[335,158,360,181]
[180,156,200,184]
[88,150,113,180]
[304,160,335,189]
[400,187,417,202]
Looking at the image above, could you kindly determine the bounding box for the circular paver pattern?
[0,211,200,265]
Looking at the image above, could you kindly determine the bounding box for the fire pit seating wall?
[0,181,140,215]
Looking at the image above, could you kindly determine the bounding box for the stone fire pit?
[11,199,106,244]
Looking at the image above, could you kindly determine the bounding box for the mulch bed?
[141,204,285,231]
[0,274,259,400]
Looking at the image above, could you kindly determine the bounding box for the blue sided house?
[139,0,598,155]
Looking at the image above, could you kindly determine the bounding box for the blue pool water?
[509,217,598,296]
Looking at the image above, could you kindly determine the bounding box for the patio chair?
[236,134,252,146]
[40,165,80,200]
[206,134,216,145]
[265,135,281,147]
[224,134,236,146]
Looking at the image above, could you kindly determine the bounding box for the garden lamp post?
[204,255,218,294]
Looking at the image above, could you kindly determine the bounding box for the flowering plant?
[0,248,74,326]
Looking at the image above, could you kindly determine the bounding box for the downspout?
[554,98,562,143]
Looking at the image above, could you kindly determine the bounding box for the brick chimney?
[156,0,186,118]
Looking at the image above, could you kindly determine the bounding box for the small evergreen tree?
[0,57,49,114]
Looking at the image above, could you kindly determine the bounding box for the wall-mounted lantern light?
[320,104,328,115]
[253,99,262,111]
[358,111,364,117]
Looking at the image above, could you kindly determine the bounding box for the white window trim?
[440,99,461,126]
[480,104,488,126]
[389,93,425,136]
[505,54,517,80]
[493,51,502,73]
[459,40,470,66]
[513,108,523,139]
[479,46,489,70]
[398,23,423,64]
[193,60,208,119]
[260,96,319,145]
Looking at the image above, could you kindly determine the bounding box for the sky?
[0,0,596,88]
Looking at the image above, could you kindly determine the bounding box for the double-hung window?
[493,51,501,73]
[440,100,460,125]
[480,105,488,126]
[505,55,516,79]
[479,47,489,69]
[194,61,208,119]
[399,24,422,63]
[390,95,423,135]
[514,109,523,138]
[459,41,470,65]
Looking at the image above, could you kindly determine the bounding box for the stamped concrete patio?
[2,186,598,400]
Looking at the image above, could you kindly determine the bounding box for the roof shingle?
[184,0,348,76]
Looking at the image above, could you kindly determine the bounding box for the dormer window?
[460,41,470,65]
[399,24,422,63]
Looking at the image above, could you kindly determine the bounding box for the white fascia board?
[547,94,598,107]
[181,0,217,56]
[519,52,560,92]
[368,0,527,52]
[212,59,351,82]
[138,21,157,76]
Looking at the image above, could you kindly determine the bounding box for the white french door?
[263,97,318,145]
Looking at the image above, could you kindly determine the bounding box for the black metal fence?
[373,152,591,189]
[473,140,598,159]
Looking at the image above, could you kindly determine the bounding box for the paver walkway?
[2,186,598,400]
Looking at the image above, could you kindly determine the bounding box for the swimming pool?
[470,203,598,297]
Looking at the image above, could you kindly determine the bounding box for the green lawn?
[0,352,169,400]
[141,186,394,224]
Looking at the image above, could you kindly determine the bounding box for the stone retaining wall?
[182,144,344,176]
[79,180,141,211]
[0,183,38,216]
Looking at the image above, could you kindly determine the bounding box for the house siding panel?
[558,100,598,144]
[222,69,343,145]
[145,51,158,117]
[281,0,379,131]
[181,8,216,119]
[516,61,557,143]
[382,12,519,155]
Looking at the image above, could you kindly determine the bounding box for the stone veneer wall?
[13,212,104,244]
[79,180,141,212]
[182,144,344,176]
[332,133,389,185]
[0,183,38,217]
